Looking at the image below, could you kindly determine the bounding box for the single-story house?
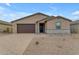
[70,20,79,33]
[0,20,12,33]
[12,13,72,34]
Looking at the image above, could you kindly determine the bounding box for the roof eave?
[11,12,49,23]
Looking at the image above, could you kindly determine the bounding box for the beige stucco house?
[12,13,72,34]
[0,20,12,33]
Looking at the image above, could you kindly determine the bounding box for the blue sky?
[0,3,79,22]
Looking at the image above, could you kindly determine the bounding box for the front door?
[39,23,45,33]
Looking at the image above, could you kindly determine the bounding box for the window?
[56,22,61,29]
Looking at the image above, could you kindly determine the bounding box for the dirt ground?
[0,33,79,55]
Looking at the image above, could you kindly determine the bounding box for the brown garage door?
[17,24,35,33]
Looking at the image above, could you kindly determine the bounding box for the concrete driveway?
[0,33,35,55]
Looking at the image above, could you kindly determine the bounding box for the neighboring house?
[70,20,79,33]
[0,20,12,33]
[12,13,72,34]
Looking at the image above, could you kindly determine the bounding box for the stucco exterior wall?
[0,24,12,33]
[12,14,47,33]
[45,18,71,33]
[70,24,79,33]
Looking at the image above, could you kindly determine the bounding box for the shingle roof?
[71,20,79,24]
[56,16,72,22]
[0,20,11,25]
[11,12,49,23]
[37,16,72,23]
[36,16,51,23]
[11,12,72,23]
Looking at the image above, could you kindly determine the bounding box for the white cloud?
[0,6,31,22]
[71,16,79,20]
[8,12,32,21]
[32,8,37,11]
[49,6,58,12]
[0,6,5,10]
[49,7,57,11]
[72,10,79,15]
[71,10,79,20]
[1,12,31,22]
[5,3,11,7]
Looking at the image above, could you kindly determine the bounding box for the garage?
[17,24,35,33]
